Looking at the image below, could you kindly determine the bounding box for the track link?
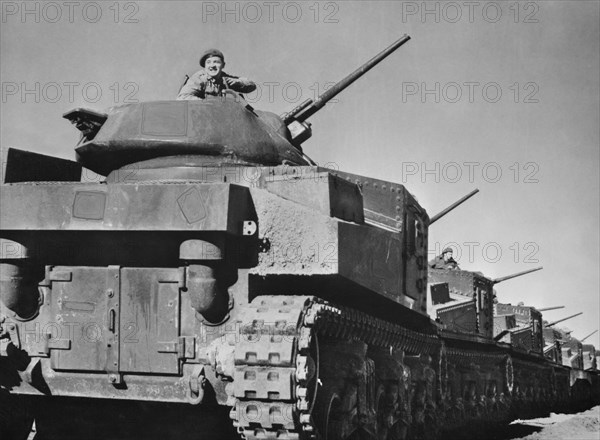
[229,296,439,439]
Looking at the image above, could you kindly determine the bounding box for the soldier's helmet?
[200,49,225,67]
[442,247,453,254]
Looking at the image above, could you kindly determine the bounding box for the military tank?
[1,35,598,440]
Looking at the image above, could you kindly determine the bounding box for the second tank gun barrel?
[430,189,479,224]
[537,306,566,312]
[581,329,598,342]
[545,312,583,327]
[492,266,543,284]
[294,34,411,122]
[281,34,411,144]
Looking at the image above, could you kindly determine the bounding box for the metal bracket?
[6,322,21,349]
[48,269,73,282]
[41,332,71,355]
[157,336,196,360]
[105,266,122,385]
[242,220,257,236]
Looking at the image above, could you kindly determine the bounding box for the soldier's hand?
[224,77,240,87]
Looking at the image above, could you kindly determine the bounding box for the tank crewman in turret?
[429,247,460,270]
[177,49,256,100]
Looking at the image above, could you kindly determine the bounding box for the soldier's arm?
[176,71,207,100]
[234,77,257,93]
[223,73,257,93]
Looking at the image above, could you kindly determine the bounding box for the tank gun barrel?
[281,34,411,144]
[581,329,598,342]
[537,306,566,312]
[545,312,583,327]
[429,189,479,224]
[492,266,543,284]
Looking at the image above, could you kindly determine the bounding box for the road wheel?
[314,387,344,440]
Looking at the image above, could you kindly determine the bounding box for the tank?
[494,299,545,354]
[1,35,599,440]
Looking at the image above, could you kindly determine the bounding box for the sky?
[1,1,599,347]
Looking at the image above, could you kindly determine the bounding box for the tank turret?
[494,302,545,353]
[63,35,411,177]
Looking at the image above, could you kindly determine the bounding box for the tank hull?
[1,152,598,439]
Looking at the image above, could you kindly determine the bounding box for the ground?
[24,404,600,439]
[508,405,600,440]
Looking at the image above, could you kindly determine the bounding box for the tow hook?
[188,366,206,405]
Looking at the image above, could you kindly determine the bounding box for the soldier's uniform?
[429,248,459,270]
[177,70,256,100]
[177,48,256,100]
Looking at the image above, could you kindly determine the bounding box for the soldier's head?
[442,247,453,262]
[200,49,225,78]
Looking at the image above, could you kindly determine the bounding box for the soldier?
[177,49,256,100]
[429,247,460,270]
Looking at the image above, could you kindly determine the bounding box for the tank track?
[229,295,439,440]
